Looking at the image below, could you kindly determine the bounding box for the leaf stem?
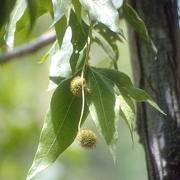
[78,19,93,131]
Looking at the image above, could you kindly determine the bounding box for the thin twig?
[0,31,56,64]
[78,21,93,131]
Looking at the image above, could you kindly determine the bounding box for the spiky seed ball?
[76,129,97,149]
[70,76,86,97]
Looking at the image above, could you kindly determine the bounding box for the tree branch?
[0,31,56,64]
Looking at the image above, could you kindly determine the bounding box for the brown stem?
[0,31,56,64]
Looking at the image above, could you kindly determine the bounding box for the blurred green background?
[0,14,147,180]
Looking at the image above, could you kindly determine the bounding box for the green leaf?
[15,8,30,32]
[124,87,166,115]
[49,76,65,86]
[118,94,135,136]
[123,2,158,57]
[70,11,89,52]
[94,67,165,114]
[52,0,71,25]
[123,3,149,41]
[93,32,117,63]
[54,15,67,47]
[37,0,53,12]
[72,0,82,24]
[93,24,121,69]
[26,78,88,180]
[48,26,73,90]
[123,4,158,56]
[5,0,27,48]
[27,0,38,29]
[87,68,118,145]
[69,10,89,73]
[15,0,51,35]
[0,26,6,52]
[94,67,133,88]
[27,0,52,30]
[80,0,121,33]
[0,0,17,30]
[51,0,71,47]
[73,47,87,72]
[94,23,123,43]
[92,67,135,137]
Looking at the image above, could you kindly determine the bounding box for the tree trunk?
[128,1,180,180]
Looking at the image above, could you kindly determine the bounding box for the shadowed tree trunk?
[128,1,180,180]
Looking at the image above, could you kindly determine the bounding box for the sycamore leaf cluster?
[0,1,164,180]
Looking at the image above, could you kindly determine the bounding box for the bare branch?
[0,31,56,64]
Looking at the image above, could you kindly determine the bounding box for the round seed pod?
[70,76,87,97]
[76,129,97,149]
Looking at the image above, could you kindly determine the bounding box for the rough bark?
[128,1,180,180]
